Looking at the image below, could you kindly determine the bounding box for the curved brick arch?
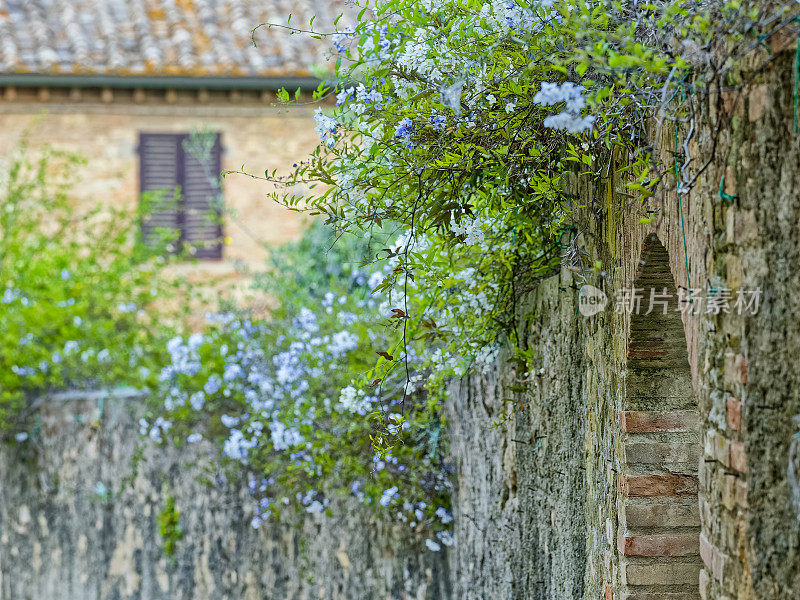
[618,234,702,599]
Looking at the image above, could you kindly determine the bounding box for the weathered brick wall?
[0,390,449,600]
[710,41,800,599]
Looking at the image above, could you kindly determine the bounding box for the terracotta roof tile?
[0,0,352,77]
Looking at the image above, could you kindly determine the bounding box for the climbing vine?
[157,494,184,562]
[149,222,453,547]
[10,0,787,551]
[0,144,179,438]
[145,0,800,548]
[264,0,796,401]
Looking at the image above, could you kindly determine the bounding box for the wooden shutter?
[182,133,223,259]
[139,133,181,251]
[138,132,224,259]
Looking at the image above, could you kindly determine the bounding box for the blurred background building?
[0,0,343,284]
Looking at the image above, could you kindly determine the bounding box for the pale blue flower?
[204,375,222,395]
[437,530,454,546]
[394,117,415,148]
[269,420,304,450]
[223,429,257,462]
[11,365,35,376]
[379,486,399,507]
[223,363,244,382]
[314,108,339,147]
[189,391,206,410]
[293,307,319,333]
[187,333,205,351]
[435,507,453,524]
[221,414,239,428]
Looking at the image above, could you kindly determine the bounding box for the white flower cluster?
[314,108,339,147]
[379,486,399,506]
[477,0,536,35]
[360,24,393,65]
[450,216,486,246]
[223,428,258,461]
[533,81,595,133]
[393,29,461,101]
[269,420,304,451]
[337,385,375,415]
[139,416,172,442]
[331,26,355,53]
[336,83,384,116]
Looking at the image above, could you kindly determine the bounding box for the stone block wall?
[0,390,449,600]
[446,275,590,600]
[445,43,800,600]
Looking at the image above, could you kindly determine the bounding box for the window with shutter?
[139,133,181,251]
[138,132,224,260]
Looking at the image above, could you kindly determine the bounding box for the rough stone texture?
[447,275,589,600]
[0,390,449,600]
[0,95,327,322]
[444,41,800,600]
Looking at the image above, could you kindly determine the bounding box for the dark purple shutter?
[182,133,223,260]
[139,132,223,259]
[139,133,181,251]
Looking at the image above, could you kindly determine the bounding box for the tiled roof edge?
[0,73,326,90]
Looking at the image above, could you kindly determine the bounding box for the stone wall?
[446,276,589,600]
[0,390,449,600]
[445,40,800,600]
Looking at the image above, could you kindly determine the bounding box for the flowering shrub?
[264,0,790,393]
[194,0,791,541]
[150,223,453,547]
[0,145,176,438]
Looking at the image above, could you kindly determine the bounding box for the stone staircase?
[618,235,702,600]
[618,405,702,600]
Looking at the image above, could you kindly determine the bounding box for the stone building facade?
[0,0,345,292]
[0,96,319,298]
